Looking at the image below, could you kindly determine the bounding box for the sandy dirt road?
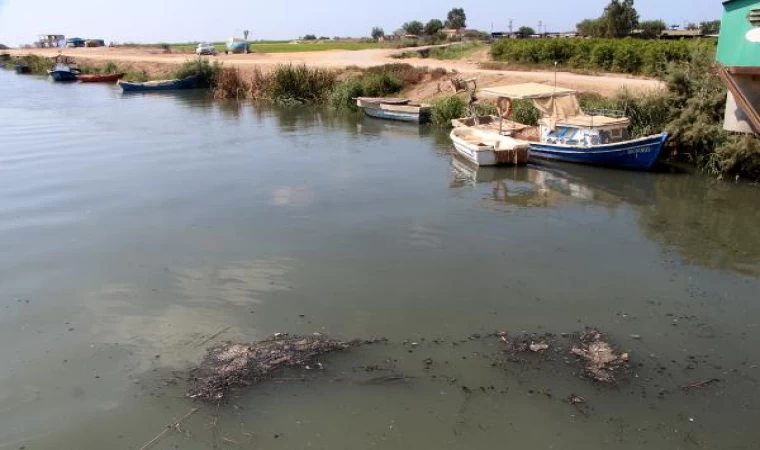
[8,46,664,97]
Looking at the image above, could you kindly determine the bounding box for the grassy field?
[166,41,392,54]
[428,42,485,60]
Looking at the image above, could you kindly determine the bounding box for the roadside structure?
[36,34,65,48]
[716,0,760,134]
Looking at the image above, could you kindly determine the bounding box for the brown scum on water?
[186,327,631,403]
[187,333,360,402]
[498,327,630,385]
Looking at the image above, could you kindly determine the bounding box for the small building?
[716,0,760,134]
[442,28,466,39]
[66,37,85,48]
[659,29,706,39]
[36,34,65,48]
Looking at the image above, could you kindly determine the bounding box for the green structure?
[717,0,760,67]
[717,0,760,134]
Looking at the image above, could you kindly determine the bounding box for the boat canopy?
[479,82,578,99]
[553,115,630,128]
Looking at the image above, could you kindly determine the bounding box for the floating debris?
[683,378,721,393]
[499,332,556,356]
[570,328,629,384]
[498,327,630,385]
[187,333,358,402]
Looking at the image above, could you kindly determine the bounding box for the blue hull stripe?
[529,133,668,170]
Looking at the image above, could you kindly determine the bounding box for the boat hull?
[118,76,199,92]
[450,129,530,167]
[362,106,427,123]
[48,70,78,82]
[529,133,668,170]
[78,73,125,83]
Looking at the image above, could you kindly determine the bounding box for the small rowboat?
[118,76,199,92]
[355,97,431,124]
[78,73,125,83]
[450,127,530,166]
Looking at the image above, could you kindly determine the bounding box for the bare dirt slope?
[8,47,664,97]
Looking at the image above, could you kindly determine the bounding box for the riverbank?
[6,46,664,98]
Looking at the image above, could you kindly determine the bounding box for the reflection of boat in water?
[356,117,427,140]
[450,156,656,208]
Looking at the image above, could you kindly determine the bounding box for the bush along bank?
[491,38,716,76]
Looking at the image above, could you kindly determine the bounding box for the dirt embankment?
[7,47,664,99]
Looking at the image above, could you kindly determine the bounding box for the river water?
[1,70,759,450]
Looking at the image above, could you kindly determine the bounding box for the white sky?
[0,0,725,46]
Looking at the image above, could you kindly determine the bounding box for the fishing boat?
[78,73,125,83]
[476,83,669,170]
[449,126,530,166]
[118,76,199,92]
[355,97,431,124]
[48,63,78,82]
[15,64,31,74]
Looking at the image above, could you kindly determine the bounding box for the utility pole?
[508,19,513,34]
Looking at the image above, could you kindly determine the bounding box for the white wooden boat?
[450,127,530,166]
[355,97,431,123]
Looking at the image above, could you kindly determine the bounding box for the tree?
[700,20,721,34]
[639,19,666,39]
[302,34,317,40]
[517,26,536,38]
[602,0,639,37]
[446,8,467,29]
[576,18,606,37]
[371,27,385,40]
[402,21,424,36]
[425,19,445,36]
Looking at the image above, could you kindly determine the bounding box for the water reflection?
[640,176,760,277]
[449,156,621,208]
[215,99,245,120]
[451,156,760,277]
[355,117,427,140]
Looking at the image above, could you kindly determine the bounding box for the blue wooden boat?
[356,97,431,123]
[48,63,78,82]
[118,76,199,92]
[529,132,669,170]
[474,83,670,170]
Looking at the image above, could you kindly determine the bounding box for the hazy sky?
[0,0,724,45]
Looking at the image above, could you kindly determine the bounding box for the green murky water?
[1,70,759,450]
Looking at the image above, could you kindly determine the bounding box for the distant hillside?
[0,44,9,50]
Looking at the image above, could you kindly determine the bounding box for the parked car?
[196,43,216,55]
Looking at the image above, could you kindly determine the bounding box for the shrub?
[15,55,52,75]
[267,64,337,103]
[329,72,403,110]
[173,58,221,88]
[430,96,468,126]
[213,67,249,99]
[329,78,366,110]
[510,99,542,126]
[366,63,426,86]
[103,61,119,74]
